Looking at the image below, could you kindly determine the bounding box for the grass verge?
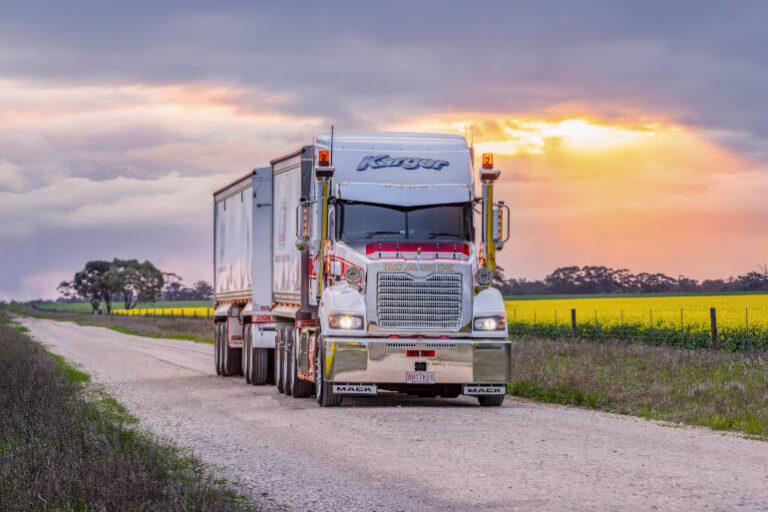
[508,339,768,439]
[0,311,254,511]
[9,302,214,344]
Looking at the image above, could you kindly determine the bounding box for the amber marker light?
[318,150,330,167]
[482,153,493,170]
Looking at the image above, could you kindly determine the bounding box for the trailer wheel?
[246,325,269,386]
[267,348,276,385]
[250,347,269,385]
[477,394,505,407]
[290,328,313,398]
[214,323,223,376]
[275,330,284,393]
[221,327,242,377]
[243,325,252,384]
[316,341,342,407]
[282,330,293,396]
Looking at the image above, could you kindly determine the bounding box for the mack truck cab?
[212,132,511,406]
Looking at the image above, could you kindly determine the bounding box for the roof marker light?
[482,153,493,170]
[318,150,330,167]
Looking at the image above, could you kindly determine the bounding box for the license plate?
[406,371,435,384]
[463,385,506,395]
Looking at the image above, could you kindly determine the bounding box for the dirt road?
[19,316,768,511]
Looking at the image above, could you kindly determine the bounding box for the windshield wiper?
[361,230,403,239]
[427,232,464,239]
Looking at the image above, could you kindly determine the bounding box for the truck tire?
[214,323,223,376]
[267,348,276,385]
[221,326,242,377]
[316,342,342,407]
[477,394,505,407]
[243,326,252,384]
[290,328,313,398]
[246,326,269,386]
[275,330,284,393]
[250,347,269,385]
[282,331,293,396]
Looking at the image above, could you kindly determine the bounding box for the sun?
[395,115,669,156]
[469,119,661,156]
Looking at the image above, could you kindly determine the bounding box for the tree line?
[57,259,213,313]
[495,264,768,295]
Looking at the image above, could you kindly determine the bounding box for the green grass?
[49,352,91,384]
[36,300,212,314]
[95,324,214,344]
[0,310,256,511]
[507,339,768,439]
[10,302,214,344]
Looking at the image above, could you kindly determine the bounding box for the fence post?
[745,307,750,352]
[571,309,577,339]
[649,309,653,344]
[710,307,718,349]
[680,308,684,349]
[594,310,598,339]
[621,309,625,340]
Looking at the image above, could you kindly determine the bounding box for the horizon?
[3,2,768,300]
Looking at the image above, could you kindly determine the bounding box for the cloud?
[2,2,768,298]
[0,159,25,191]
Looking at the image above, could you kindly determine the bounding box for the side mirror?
[295,201,313,251]
[493,201,510,250]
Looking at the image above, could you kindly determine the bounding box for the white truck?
[213,132,510,406]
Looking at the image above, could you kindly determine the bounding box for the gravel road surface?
[19,316,768,511]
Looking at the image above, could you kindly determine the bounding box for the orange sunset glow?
[391,113,766,279]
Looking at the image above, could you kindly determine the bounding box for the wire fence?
[507,306,768,351]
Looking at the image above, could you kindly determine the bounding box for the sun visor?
[337,182,472,207]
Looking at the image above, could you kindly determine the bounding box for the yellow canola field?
[111,307,213,318]
[505,294,768,332]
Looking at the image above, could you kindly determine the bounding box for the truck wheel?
[243,326,252,384]
[290,328,313,398]
[477,394,505,407]
[221,329,242,377]
[214,323,222,376]
[316,342,342,407]
[247,327,269,386]
[250,347,269,385]
[282,331,293,396]
[275,330,284,393]
[267,348,276,385]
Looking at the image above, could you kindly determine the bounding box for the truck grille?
[377,273,462,329]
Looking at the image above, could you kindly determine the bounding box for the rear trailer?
[212,132,511,406]
[212,167,276,382]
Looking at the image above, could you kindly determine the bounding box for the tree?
[57,280,75,300]
[544,266,580,294]
[72,261,115,313]
[109,259,164,309]
[192,280,214,300]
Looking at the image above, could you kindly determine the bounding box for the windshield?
[337,201,472,241]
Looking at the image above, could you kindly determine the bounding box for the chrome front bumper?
[323,338,510,384]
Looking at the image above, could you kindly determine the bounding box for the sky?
[2,1,768,300]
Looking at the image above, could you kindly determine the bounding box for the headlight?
[329,313,364,330]
[473,315,506,331]
[475,267,493,286]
